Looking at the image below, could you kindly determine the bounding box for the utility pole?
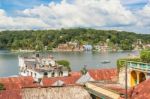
[125,61,128,99]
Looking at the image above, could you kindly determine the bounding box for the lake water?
[0,50,138,77]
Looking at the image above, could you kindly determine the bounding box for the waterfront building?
[143,44,150,49]
[83,45,93,51]
[54,42,83,51]
[18,54,69,82]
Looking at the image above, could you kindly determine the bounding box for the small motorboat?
[101,60,111,64]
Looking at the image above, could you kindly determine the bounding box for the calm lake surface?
[0,50,139,77]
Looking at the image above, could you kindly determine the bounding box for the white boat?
[101,60,111,64]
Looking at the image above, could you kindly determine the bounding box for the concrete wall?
[118,67,131,88]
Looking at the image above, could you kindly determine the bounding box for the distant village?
[52,39,150,52]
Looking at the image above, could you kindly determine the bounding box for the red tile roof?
[42,75,81,86]
[0,76,39,99]
[0,68,118,99]
[42,68,117,86]
[0,76,37,90]
[0,90,21,99]
[131,79,150,99]
[70,71,82,77]
[88,68,117,81]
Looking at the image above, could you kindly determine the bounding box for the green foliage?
[56,60,71,71]
[81,66,88,75]
[117,58,141,71]
[0,83,4,91]
[120,39,133,50]
[0,29,149,50]
[140,50,150,63]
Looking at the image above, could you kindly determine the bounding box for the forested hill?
[0,28,150,50]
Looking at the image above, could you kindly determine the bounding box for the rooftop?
[85,81,133,99]
[0,68,118,98]
[0,86,91,99]
[130,78,150,99]
[0,76,38,90]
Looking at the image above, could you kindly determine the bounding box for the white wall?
[118,67,131,87]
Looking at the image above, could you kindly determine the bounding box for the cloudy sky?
[0,0,150,33]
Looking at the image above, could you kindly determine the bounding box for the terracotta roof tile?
[0,68,118,98]
[0,76,37,90]
[131,79,150,99]
[88,68,117,81]
[42,75,81,86]
[70,71,82,77]
[0,90,21,99]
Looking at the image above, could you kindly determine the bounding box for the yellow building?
[118,61,150,87]
[128,61,149,87]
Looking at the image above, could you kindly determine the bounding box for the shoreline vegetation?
[0,28,150,52]
[10,49,132,53]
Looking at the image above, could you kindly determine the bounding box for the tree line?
[0,28,150,51]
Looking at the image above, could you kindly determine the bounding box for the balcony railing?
[127,61,150,71]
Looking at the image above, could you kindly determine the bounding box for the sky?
[0,0,150,33]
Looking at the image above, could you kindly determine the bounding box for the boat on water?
[101,60,111,64]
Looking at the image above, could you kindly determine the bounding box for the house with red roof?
[1,68,150,99]
[0,68,118,99]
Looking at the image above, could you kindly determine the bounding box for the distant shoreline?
[9,49,138,53]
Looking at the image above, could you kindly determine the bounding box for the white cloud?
[21,0,136,28]
[0,9,49,30]
[0,0,150,33]
[135,2,150,27]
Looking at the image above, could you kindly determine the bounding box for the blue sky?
[0,0,57,15]
[0,0,150,33]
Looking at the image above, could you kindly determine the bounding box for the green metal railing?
[127,61,150,71]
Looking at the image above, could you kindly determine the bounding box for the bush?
[140,50,150,63]
[56,60,71,71]
[0,83,4,91]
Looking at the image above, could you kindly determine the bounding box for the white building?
[19,54,69,82]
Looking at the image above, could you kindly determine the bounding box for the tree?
[81,65,88,75]
[35,40,44,51]
[120,39,133,50]
[0,28,150,51]
[56,60,71,71]
[140,50,150,63]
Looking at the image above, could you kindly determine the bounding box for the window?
[52,72,55,77]
[59,71,63,76]
[44,72,48,77]
[35,73,36,77]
